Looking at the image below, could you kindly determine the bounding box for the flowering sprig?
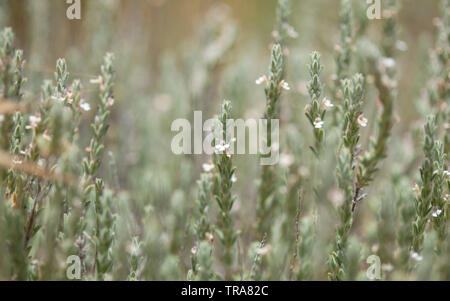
[188,170,214,280]
[334,0,353,94]
[430,141,448,250]
[0,28,15,99]
[411,116,437,253]
[94,179,116,280]
[329,74,366,281]
[127,236,144,281]
[194,241,214,281]
[256,43,289,236]
[427,0,449,152]
[273,0,297,47]
[212,100,239,280]
[382,0,399,59]
[427,0,449,110]
[305,51,331,155]
[54,58,69,102]
[273,0,297,74]
[76,53,115,276]
[11,50,26,99]
[341,74,365,155]
[0,28,26,151]
[256,44,289,121]
[1,30,33,279]
[194,172,213,241]
[353,57,396,211]
[80,53,115,203]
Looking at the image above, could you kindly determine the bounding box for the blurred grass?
[0,0,447,280]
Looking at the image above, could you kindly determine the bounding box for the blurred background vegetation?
[0,0,447,280]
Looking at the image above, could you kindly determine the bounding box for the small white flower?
[0,114,4,122]
[321,97,334,110]
[444,170,450,178]
[43,131,52,142]
[202,163,215,173]
[313,118,324,129]
[231,174,237,183]
[66,91,74,104]
[413,183,420,197]
[279,153,294,168]
[284,24,299,39]
[381,57,396,69]
[395,40,408,52]
[255,75,268,86]
[256,245,271,256]
[382,263,394,272]
[432,209,443,218]
[411,252,423,262]
[357,114,368,128]
[106,97,115,107]
[90,75,103,85]
[51,94,65,103]
[279,80,290,91]
[215,141,230,153]
[12,155,22,165]
[80,101,91,112]
[27,115,41,130]
[205,232,214,242]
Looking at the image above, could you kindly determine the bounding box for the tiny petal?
[215,141,230,153]
[80,101,91,112]
[279,153,294,168]
[280,80,291,91]
[413,183,420,197]
[205,232,214,242]
[443,170,450,178]
[381,57,396,69]
[256,245,271,256]
[411,252,423,262]
[90,75,103,85]
[202,163,215,173]
[396,40,408,52]
[321,97,334,110]
[231,174,237,183]
[256,75,267,85]
[106,97,115,107]
[432,209,442,218]
[314,118,324,129]
[357,114,368,128]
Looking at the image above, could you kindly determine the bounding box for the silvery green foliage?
[258,44,286,235]
[336,0,353,85]
[305,51,327,155]
[0,0,449,282]
[127,237,144,281]
[329,74,366,281]
[188,172,213,281]
[273,0,296,47]
[411,116,447,253]
[194,241,214,281]
[213,100,239,280]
